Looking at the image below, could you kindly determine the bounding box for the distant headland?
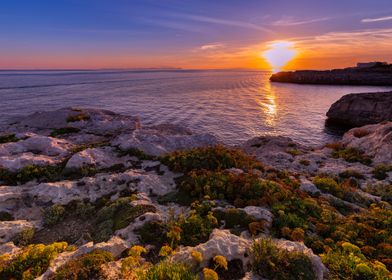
[270,62,392,86]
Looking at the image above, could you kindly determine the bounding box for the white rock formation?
[0,220,35,243]
[113,124,218,156]
[65,147,122,170]
[342,122,392,165]
[38,236,128,280]
[172,229,251,269]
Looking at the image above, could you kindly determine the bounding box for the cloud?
[271,16,330,26]
[139,18,205,33]
[200,43,225,50]
[361,16,392,23]
[168,13,273,33]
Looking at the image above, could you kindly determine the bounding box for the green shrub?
[286,148,301,156]
[178,170,284,208]
[0,211,14,221]
[0,134,19,144]
[251,239,316,280]
[51,250,114,280]
[13,227,35,246]
[321,242,391,280]
[118,147,155,160]
[161,145,263,173]
[213,208,256,231]
[313,176,343,198]
[43,205,66,227]
[0,164,63,185]
[66,113,90,123]
[0,242,68,280]
[139,261,198,280]
[372,165,392,180]
[331,147,372,165]
[50,127,81,137]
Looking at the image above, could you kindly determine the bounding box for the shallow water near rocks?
[1,69,391,146]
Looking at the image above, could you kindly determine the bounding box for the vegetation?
[66,113,90,123]
[321,242,391,279]
[139,261,198,280]
[329,144,372,165]
[50,250,113,280]
[13,228,35,247]
[372,164,392,180]
[313,176,343,198]
[251,239,316,280]
[43,205,66,227]
[161,145,263,173]
[0,242,68,280]
[50,127,81,137]
[0,133,19,144]
[0,164,63,185]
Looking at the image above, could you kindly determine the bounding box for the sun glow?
[262,41,297,72]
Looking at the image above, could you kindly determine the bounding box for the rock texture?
[113,124,218,156]
[326,92,392,127]
[270,64,392,86]
[342,122,392,164]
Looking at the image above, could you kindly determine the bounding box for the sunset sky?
[1,0,392,70]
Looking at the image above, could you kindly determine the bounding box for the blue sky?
[1,0,392,69]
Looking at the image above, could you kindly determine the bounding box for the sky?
[1,0,392,70]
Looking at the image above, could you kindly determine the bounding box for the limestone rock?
[274,239,328,280]
[342,122,392,165]
[65,147,122,170]
[242,206,274,225]
[172,229,251,269]
[241,136,305,170]
[0,242,21,257]
[0,220,35,243]
[38,236,128,280]
[326,92,392,127]
[113,124,218,156]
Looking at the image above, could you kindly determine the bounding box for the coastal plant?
[50,127,81,137]
[139,261,198,280]
[0,211,14,221]
[121,245,148,278]
[66,112,90,123]
[321,242,391,280]
[161,145,263,173]
[213,208,256,233]
[313,176,343,198]
[43,204,66,227]
[251,238,316,280]
[13,227,35,246]
[0,133,19,144]
[331,146,372,165]
[372,164,392,180]
[50,249,114,280]
[0,242,68,280]
[203,267,219,280]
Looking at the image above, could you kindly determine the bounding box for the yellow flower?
[159,245,173,257]
[129,245,146,257]
[203,268,219,280]
[191,250,203,263]
[213,255,228,270]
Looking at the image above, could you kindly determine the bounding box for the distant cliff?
[270,63,392,86]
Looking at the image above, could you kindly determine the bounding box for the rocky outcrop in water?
[326,92,392,127]
[270,64,392,86]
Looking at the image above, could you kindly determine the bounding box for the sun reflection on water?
[256,81,277,127]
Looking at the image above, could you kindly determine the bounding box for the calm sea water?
[0,69,391,146]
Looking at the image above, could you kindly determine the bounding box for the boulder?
[65,147,122,170]
[326,92,392,127]
[10,107,140,135]
[342,122,392,165]
[172,229,251,269]
[113,124,218,156]
[0,220,35,243]
[38,236,128,280]
[274,239,328,280]
[241,136,305,169]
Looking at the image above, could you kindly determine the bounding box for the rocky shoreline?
[0,107,391,279]
[270,63,392,86]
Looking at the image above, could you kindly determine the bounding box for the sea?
[0,69,391,146]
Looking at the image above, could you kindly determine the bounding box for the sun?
[262,41,297,72]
